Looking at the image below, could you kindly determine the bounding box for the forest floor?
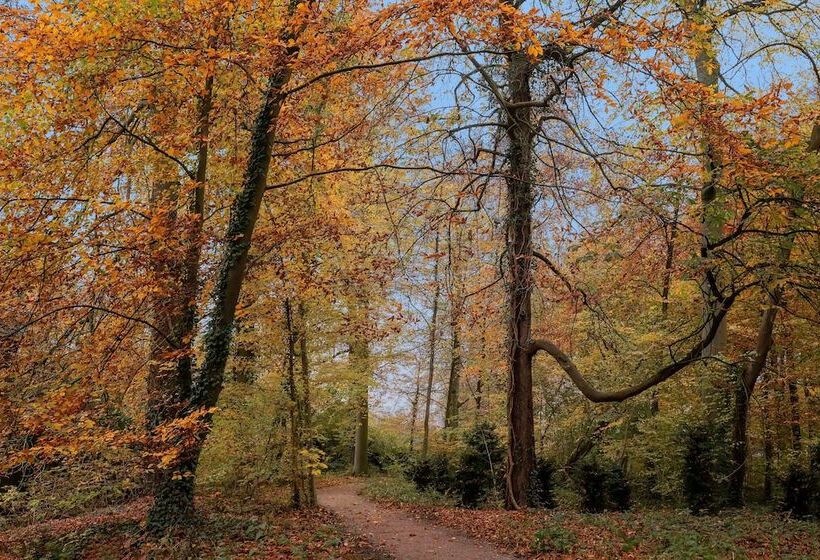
[2,477,819,559]
[360,476,820,560]
[0,482,388,560]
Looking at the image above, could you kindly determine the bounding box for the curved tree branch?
[528,292,738,402]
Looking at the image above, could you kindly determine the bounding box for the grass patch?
[532,516,576,554]
[362,475,455,506]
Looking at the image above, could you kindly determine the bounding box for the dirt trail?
[318,483,516,560]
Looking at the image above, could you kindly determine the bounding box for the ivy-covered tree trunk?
[504,47,536,510]
[444,322,462,429]
[147,24,300,529]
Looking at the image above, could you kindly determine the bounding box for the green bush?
[533,519,575,553]
[367,429,410,472]
[605,463,631,512]
[781,462,816,519]
[578,460,607,513]
[364,476,453,505]
[454,422,505,508]
[530,457,557,509]
[577,459,631,512]
[315,428,351,472]
[403,423,505,508]
[407,453,454,494]
[681,425,718,515]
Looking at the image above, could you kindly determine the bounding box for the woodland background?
[0,0,819,558]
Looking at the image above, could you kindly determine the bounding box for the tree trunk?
[445,228,463,430]
[176,73,213,397]
[409,364,422,451]
[660,209,678,319]
[145,70,212,429]
[725,115,816,507]
[727,296,783,505]
[284,299,303,507]
[504,47,536,510]
[147,11,301,528]
[683,0,727,357]
[352,394,369,475]
[145,74,213,530]
[761,377,774,502]
[729,373,752,506]
[652,207,679,414]
[444,324,462,429]
[297,302,316,505]
[787,373,802,452]
[284,299,315,507]
[350,306,371,475]
[422,233,441,456]
[727,229,795,505]
[146,178,183,431]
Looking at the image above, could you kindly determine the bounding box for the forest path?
[318,483,516,560]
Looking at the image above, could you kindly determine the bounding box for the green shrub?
[533,521,575,553]
[364,476,453,505]
[454,422,505,508]
[605,463,631,512]
[781,462,816,519]
[578,460,607,513]
[577,459,631,512]
[404,422,505,508]
[367,430,410,472]
[681,425,717,515]
[315,428,351,472]
[530,457,557,509]
[407,453,454,494]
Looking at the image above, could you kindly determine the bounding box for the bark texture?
[504,47,536,509]
[409,365,422,450]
